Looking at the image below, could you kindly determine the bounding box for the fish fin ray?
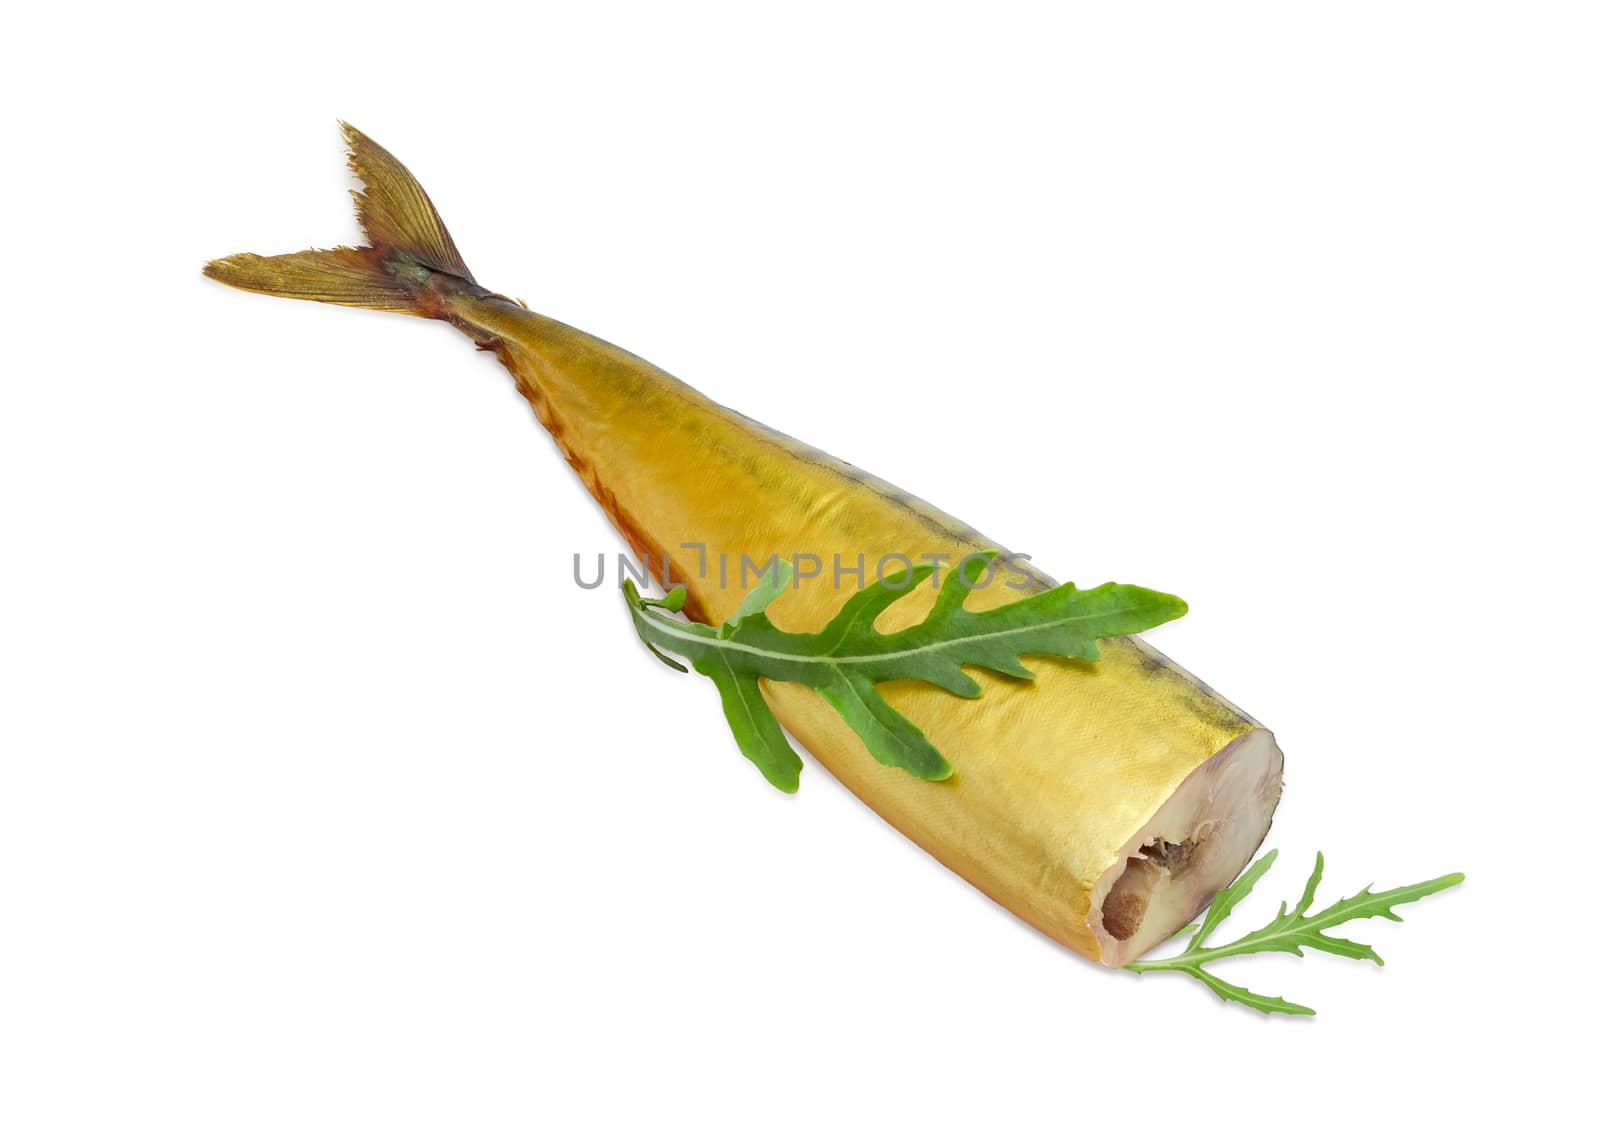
[339,121,474,281]
[203,246,418,313]
[204,123,477,313]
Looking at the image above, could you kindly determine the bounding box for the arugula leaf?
[1189,848,1279,949]
[693,653,803,793]
[1126,852,1465,1016]
[623,551,1186,791]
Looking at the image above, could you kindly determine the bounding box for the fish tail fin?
[203,122,476,316]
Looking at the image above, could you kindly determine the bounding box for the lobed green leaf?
[623,550,1186,789]
[1128,851,1464,1016]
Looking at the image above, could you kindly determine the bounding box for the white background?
[2,3,1595,1128]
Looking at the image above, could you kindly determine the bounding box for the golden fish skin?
[205,124,1284,966]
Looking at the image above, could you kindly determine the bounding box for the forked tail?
[204,123,477,315]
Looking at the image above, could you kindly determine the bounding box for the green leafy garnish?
[1126,850,1465,1016]
[623,550,1187,792]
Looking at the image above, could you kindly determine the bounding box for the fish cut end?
[1089,728,1285,967]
